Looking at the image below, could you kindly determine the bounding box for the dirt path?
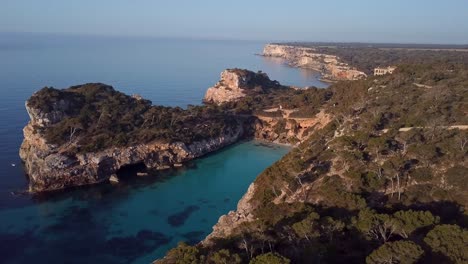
[382,125,468,133]
[257,108,322,121]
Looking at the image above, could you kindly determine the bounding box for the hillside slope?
[157,58,468,263]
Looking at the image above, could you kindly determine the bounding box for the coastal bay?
[1,141,288,263]
[0,34,321,263]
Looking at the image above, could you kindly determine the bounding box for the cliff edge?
[263,44,367,81]
[204,68,281,104]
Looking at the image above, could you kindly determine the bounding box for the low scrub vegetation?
[157,56,468,263]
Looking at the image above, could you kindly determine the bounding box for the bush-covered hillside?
[318,47,468,75]
[28,83,239,153]
[157,60,468,263]
[281,42,468,74]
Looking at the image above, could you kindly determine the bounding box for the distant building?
[132,94,143,100]
[374,66,397,76]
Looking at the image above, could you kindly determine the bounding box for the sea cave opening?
[116,162,148,180]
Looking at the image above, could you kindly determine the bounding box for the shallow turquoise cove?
[0,141,289,263]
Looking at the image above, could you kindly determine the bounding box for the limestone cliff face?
[204,70,249,104]
[263,44,366,81]
[204,69,280,105]
[253,109,332,145]
[20,92,243,193]
[20,132,242,193]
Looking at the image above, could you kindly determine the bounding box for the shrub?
[250,252,290,264]
[424,225,468,263]
[366,241,424,264]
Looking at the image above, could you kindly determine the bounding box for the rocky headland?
[262,44,367,81]
[203,68,281,104]
[19,83,245,192]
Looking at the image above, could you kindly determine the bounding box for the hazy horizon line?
[1,31,467,46]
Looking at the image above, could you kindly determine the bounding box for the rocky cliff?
[204,68,281,104]
[20,125,242,192]
[253,109,332,145]
[203,182,258,244]
[204,69,251,104]
[263,44,367,81]
[203,69,334,145]
[19,84,244,192]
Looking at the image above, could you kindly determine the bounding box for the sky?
[1,0,468,44]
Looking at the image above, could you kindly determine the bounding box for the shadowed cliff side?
[20,83,244,192]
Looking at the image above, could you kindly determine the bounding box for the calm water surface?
[0,33,325,263]
[0,141,289,263]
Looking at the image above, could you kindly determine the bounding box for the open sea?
[0,33,326,263]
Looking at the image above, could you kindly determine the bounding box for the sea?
[0,33,327,264]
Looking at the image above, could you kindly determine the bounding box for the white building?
[374,66,397,76]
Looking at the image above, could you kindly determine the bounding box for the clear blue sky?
[2,0,468,43]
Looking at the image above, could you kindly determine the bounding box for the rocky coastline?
[262,44,367,81]
[155,48,468,264]
[19,82,247,192]
[20,69,319,193]
[20,119,243,192]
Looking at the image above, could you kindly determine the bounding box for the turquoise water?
[0,141,289,263]
[0,33,322,263]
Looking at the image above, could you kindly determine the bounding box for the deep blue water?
[0,33,325,263]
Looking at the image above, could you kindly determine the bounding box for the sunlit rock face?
[263,44,367,81]
[204,70,249,104]
[204,69,280,104]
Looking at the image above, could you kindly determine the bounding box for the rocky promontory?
[204,68,281,104]
[263,44,367,81]
[20,83,244,192]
